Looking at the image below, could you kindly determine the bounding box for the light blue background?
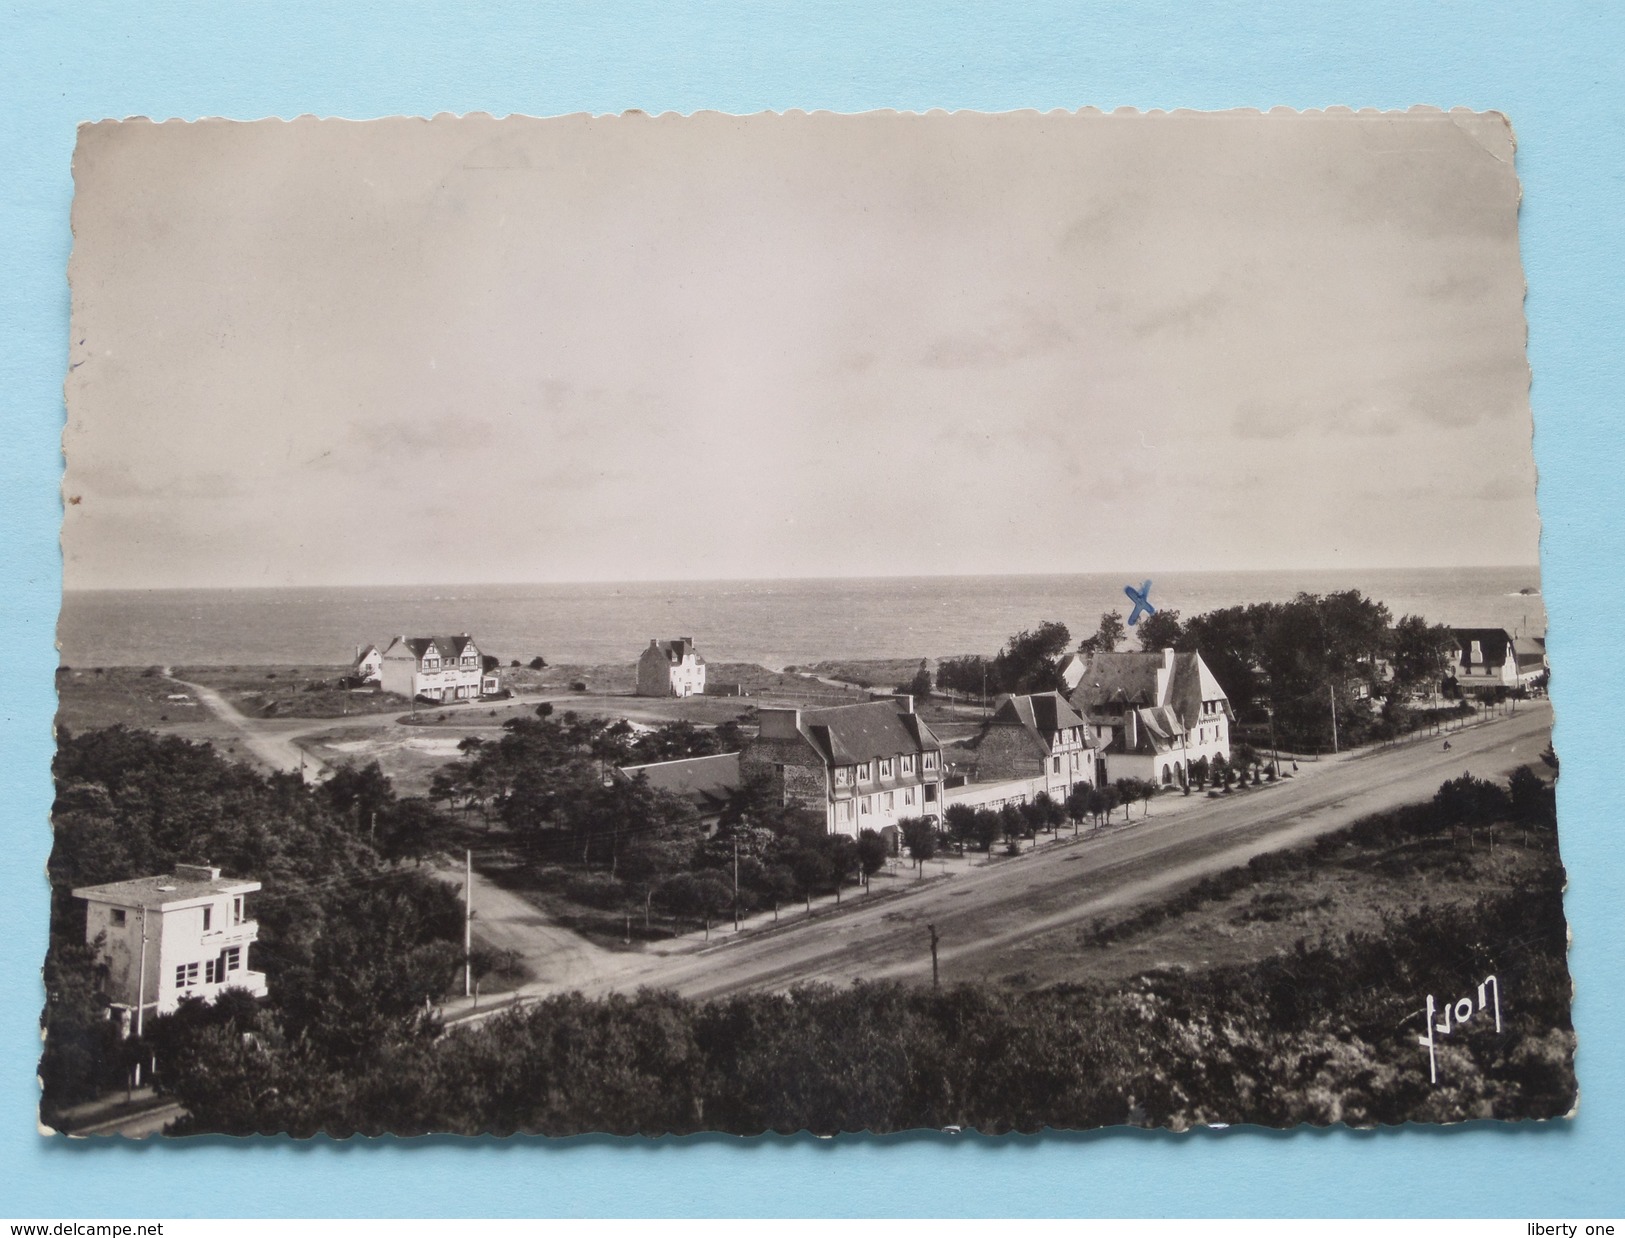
[2,0,1621,1218]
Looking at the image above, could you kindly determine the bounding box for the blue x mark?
[1125,580,1156,625]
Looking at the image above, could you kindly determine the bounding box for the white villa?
[379,634,500,702]
[1068,647,1233,787]
[73,864,268,1026]
[1447,627,1548,694]
[637,637,707,698]
[352,643,383,683]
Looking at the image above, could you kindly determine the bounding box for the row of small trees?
[935,780,1163,856]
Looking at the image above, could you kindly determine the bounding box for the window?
[110,908,126,927]
[202,905,212,932]
[882,792,894,810]
[1053,756,1062,774]
[231,895,246,926]
[834,766,850,787]
[205,957,222,983]
[860,796,872,815]
[878,758,894,779]
[904,788,915,805]
[922,752,938,772]
[175,962,199,989]
[856,763,872,783]
[224,947,240,972]
[900,754,915,775]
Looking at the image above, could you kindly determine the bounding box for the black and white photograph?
[47,109,1572,1137]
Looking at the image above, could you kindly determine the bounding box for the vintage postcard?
[49,109,1570,1136]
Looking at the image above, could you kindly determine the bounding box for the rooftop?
[798,699,943,765]
[74,865,260,910]
[618,751,740,810]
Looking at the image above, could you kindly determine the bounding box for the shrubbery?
[152,864,1573,1136]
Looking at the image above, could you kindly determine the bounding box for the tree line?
[936,591,1473,751]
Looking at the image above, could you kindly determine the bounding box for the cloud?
[1129,286,1229,338]
[65,461,244,502]
[347,414,496,457]
[921,302,1072,370]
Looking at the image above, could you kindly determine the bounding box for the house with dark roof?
[615,751,741,832]
[73,864,268,1027]
[379,634,497,702]
[1447,628,1548,693]
[965,692,1099,797]
[352,643,383,683]
[741,695,945,844]
[637,637,707,698]
[1068,647,1232,787]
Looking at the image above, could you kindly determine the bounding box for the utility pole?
[1328,683,1339,754]
[1268,703,1280,777]
[927,924,941,989]
[132,904,149,1091]
[463,849,473,999]
[732,838,741,931]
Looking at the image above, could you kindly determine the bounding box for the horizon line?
[62,563,1545,594]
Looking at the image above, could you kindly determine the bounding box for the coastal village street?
[485,701,1554,1006]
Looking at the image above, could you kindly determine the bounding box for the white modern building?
[73,864,268,1027]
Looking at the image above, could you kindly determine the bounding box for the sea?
[56,567,1547,672]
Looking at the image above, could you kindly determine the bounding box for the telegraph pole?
[132,905,149,1091]
[732,838,741,931]
[1328,683,1339,754]
[463,849,473,998]
[927,923,941,989]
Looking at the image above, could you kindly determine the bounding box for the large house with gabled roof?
[379,634,498,703]
[637,637,707,697]
[965,691,1099,798]
[741,695,945,844]
[1447,627,1548,694]
[1068,647,1232,787]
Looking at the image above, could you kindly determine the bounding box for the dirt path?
[554,703,1553,1001]
[163,671,332,782]
[430,857,632,1015]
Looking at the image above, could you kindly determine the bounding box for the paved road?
[556,702,1552,1002]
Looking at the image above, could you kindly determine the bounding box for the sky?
[61,109,1541,589]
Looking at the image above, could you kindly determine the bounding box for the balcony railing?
[200,920,259,945]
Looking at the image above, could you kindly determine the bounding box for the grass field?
[173,664,409,719]
[54,667,247,754]
[983,782,1562,992]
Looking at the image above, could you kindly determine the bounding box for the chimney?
[894,693,914,715]
[1156,647,1175,704]
[1124,710,1139,750]
[757,707,803,740]
[650,639,659,649]
[174,863,221,882]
